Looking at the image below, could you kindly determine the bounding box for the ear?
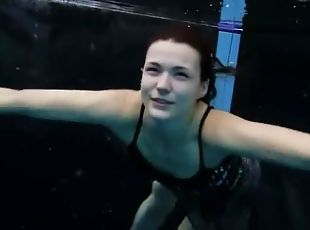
[197,79,209,99]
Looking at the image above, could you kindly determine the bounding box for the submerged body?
[128,103,244,191]
[111,90,261,229]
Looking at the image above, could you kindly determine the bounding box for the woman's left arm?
[205,110,310,170]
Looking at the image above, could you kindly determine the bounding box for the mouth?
[151,98,175,105]
[152,98,174,105]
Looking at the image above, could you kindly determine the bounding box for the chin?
[147,105,174,120]
[149,108,171,117]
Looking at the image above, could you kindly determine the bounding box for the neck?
[143,104,197,139]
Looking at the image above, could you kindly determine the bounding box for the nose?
[156,72,171,93]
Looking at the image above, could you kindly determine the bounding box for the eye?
[176,72,189,78]
[145,67,160,75]
[146,67,158,72]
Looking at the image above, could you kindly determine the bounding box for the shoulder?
[108,89,141,144]
[125,89,142,120]
[200,106,250,154]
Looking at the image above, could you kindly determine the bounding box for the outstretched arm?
[0,87,132,128]
[203,109,310,170]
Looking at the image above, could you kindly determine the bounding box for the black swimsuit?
[127,103,245,193]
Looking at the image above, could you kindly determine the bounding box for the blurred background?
[0,0,309,229]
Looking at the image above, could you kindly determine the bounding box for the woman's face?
[140,39,208,121]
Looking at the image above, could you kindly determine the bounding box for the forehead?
[145,40,200,69]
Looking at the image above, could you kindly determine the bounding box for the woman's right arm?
[0,87,133,127]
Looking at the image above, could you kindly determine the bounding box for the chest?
[136,132,227,179]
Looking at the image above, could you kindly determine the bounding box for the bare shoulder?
[107,89,141,144]
[201,107,250,156]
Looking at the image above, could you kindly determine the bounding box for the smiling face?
[140,39,208,123]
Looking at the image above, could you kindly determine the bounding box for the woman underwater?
[0,24,310,229]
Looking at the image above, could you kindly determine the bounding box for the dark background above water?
[0,0,309,229]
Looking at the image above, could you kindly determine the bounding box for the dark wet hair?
[147,23,217,103]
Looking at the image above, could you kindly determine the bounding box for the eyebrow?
[146,62,189,71]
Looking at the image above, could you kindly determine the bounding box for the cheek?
[140,79,152,100]
[140,75,198,98]
[140,75,155,88]
[174,83,197,95]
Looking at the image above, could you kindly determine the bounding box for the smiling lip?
[152,98,174,104]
